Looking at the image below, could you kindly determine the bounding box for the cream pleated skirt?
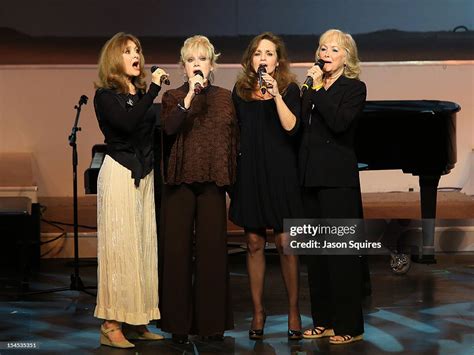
[94,155,160,325]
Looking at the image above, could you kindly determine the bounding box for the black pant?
[303,186,366,336]
[159,183,233,335]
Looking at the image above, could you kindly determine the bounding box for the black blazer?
[299,75,367,187]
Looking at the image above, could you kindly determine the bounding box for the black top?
[94,82,160,186]
[299,76,366,187]
[229,82,304,231]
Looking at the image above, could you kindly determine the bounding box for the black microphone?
[151,65,170,85]
[193,70,204,95]
[257,64,267,95]
[74,94,88,110]
[301,59,326,92]
[79,95,88,106]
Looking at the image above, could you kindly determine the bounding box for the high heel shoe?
[100,324,135,349]
[288,314,303,340]
[249,313,266,340]
[249,328,264,340]
[122,324,164,341]
[287,329,303,340]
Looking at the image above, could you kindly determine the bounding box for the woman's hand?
[187,72,206,95]
[183,72,206,109]
[306,64,323,88]
[151,68,169,87]
[262,73,280,97]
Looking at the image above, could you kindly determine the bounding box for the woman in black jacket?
[93,32,167,349]
[299,29,367,345]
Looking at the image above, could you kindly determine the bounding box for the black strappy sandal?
[302,326,335,339]
[329,334,363,345]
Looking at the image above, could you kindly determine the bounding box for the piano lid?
[364,100,461,114]
[356,100,459,176]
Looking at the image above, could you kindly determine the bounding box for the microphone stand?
[24,95,96,297]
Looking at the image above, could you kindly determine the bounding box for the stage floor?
[0,254,473,354]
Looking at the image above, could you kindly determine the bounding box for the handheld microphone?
[193,70,204,95]
[301,59,326,92]
[151,66,170,85]
[257,64,267,95]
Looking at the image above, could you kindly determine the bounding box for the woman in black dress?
[230,32,303,340]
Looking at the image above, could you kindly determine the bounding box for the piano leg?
[415,175,440,264]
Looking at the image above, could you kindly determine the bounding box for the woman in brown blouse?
[159,35,238,343]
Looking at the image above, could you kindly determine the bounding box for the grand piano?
[356,100,459,267]
[85,100,460,269]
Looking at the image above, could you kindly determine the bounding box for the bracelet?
[177,102,189,112]
[312,83,324,91]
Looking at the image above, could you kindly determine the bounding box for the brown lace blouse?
[161,83,238,187]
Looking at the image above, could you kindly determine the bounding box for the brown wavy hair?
[235,32,296,101]
[94,32,147,93]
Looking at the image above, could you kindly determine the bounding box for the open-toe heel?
[100,324,135,349]
[287,329,303,340]
[249,312,266,340]
[329,334,363,345]
[288,313,302,340]
[302,326,335,339]
[122,324,164,341]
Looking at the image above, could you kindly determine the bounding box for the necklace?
[253,90,272,100]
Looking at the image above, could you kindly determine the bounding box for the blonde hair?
[316,29,361,79]
[180,35,220,75]
[95,32,147,93]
